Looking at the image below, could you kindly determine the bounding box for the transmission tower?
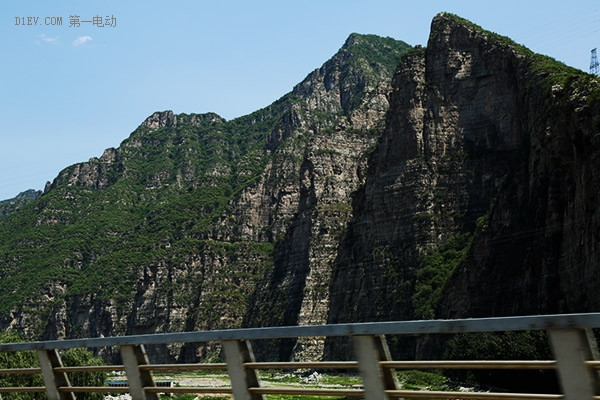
[591,48,599,75]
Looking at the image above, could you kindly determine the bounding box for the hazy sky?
[1,0,598,201]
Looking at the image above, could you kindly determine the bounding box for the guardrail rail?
[1,313,600,399]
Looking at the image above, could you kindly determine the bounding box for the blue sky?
[1,0,598,201]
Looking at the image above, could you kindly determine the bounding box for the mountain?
[0,33,410,361]
[2,12,599,366]
[0,189,41,218]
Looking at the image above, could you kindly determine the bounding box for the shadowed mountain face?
[325,13,600,360]
[1,13,600,364]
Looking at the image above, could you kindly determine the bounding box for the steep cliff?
[239,33,407,360]
[434,18,600,319]
[325,13,600,358]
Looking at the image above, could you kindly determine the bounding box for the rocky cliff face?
[433,24,600,319]
[328,14,529,325]
[324,13,600,358]
[238,33,405,360]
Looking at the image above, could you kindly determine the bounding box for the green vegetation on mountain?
[0,104,287,315]
[343,33,412,79]
[412,233,472,319]
[0,190,41,218]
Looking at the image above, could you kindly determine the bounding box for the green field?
[119,369,455,400]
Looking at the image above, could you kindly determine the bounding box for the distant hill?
[0,189,41,218]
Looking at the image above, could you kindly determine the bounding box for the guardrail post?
[353,335,395,400]
[223,340,264,400]
[120,344,159,400]
[373,334,400,391]
[549,328,600,399]
[36,349,75,400]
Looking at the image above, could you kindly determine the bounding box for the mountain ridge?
[0,189,41,217]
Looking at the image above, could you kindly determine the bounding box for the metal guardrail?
[0,313,599,399]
